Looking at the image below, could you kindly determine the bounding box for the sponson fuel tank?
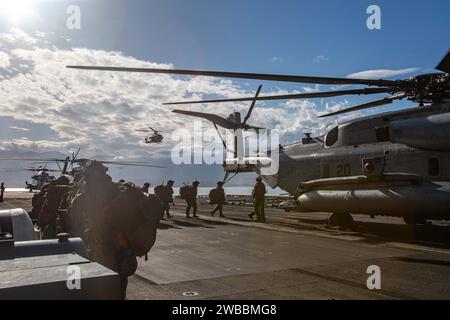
[297,175,450,220]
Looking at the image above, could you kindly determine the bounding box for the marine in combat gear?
[141,182,151,193]
[35,176,71,239]
[210,181,226,218]
[31,162,163,299]
[249,177,267,223]
[181,181,200,218]
[155,180,175,219]
[0,182,5,202]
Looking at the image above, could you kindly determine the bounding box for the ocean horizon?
[6,186,286,196]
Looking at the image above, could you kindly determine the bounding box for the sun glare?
[0,0,36,24]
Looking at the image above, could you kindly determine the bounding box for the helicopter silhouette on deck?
[1,148,165,191]
[24,167,60,191]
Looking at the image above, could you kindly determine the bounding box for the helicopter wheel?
[328,212,354,230]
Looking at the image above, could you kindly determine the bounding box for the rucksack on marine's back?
[179,185,191,200]
[154,184,165,199]
[106,187,163,257]
[208,188,218,204]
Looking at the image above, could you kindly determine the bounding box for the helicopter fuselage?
[240,102,450,222]
[145,134,164,144]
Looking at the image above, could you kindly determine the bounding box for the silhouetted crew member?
[25,181,33,193]
[0,182,5,202]
[210,181,226,217]
[39,176,71,239]
[141,183,151,193]
[155,180,175,219]
[65,162,163,299]
[185,181,200,218]
[251,177,267,223]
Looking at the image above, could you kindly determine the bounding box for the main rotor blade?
[73,148,81,160]
[318,93,406,118]
[68,158,163,167]
[0,168,36,172]
[26,168,61,173]
[96,161,166,169]
[243,85,262,125]
[0,158,61,162]
[0,167,61,173]
[173,110,240,130]
[6,158,166,169]
[67,66,398,87]
[436,50,450,73]
[164,88,392,105]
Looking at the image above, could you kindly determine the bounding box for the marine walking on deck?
[249,177,267,223]
[0,182,5,203]
[155,180,175,219]
[181,181,200,218]
[210,181,226,218]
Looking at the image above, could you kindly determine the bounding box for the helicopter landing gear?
[328,212,354,230]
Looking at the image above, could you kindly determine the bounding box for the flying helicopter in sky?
[135,126,164,144]
[67,50,450,228]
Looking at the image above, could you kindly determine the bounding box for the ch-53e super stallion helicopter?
[67,50,450,228]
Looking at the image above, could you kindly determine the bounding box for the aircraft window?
[428,158,439,176]
[375,126,390,142]
[325,127,339,147]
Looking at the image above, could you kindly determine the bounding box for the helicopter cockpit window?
[325,127,339,147]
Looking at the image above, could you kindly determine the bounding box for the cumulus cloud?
[301,84,321,93]
[314,55,328,63]
[0,28,346,162]
[8,126,30,131]
[0,52,10,68]
[347,67,419,79]
[0,28,37,46]
[271,56,282,63]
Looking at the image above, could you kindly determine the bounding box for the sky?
[0,0,449,186]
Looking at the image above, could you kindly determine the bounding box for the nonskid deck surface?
[128,199,450,300]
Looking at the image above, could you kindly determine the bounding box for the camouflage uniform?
[211,183,226,217]
[38,176,71,239]
[66,162,163,299]
[252,180,267,223]
[185,182,199,218]
[155,182,174,219]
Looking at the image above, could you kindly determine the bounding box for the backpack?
[154,185,165,198]
[208,188,218,204]
[179,185,191,199]
[106,188,163,257]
